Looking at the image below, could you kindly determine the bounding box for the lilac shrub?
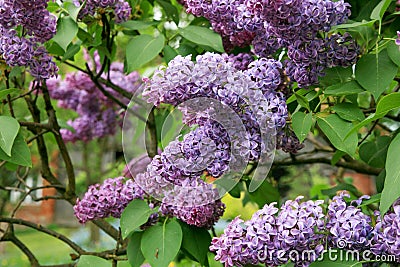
[46,52,141,142]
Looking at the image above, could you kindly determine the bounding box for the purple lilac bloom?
[73,177,145,223]
[46,52,142,142]
[0,0,58,79]
[396,31,400,46]
[73,0,131,22]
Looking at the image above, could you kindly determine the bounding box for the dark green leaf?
[359,136,391,168]
[332,103,365,122]
[387,40,400,66]
[294,93,311,112]
[0,134,31,167]
[53,16,78,51]
[376,169,386,193]
[77,255,110,267]
[248,180,280,208]
[310,252,362,267]
[321,183,359,198]
[317,114,358,157]
[179,26,224,53]
[0,88,19,101]
[120,20,158,30]
[121,199,153,238]
[62,44,81,61]
[358,193,381,207]
[141,220,182,267]
[345,92,400,138]
[155,0,179,24]
[163,45,178,64]
[319,66,353,87]
[370,0,392,20]
[380,133,400,214]
[292,112,312,142]
[0,116,20,157]
[127,232,145,267]
[355,49,398,99]
[126,34,165,72]
[180,222,211,265]
[324,81,364,96]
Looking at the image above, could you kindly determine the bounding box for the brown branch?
[145,107,158,158]
[0,217,86,255]
[40,84,76,197]
[273,156,382,176]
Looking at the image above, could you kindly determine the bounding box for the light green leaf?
[358,193,381,207]
[310,253,362,267]
[370,0,392,20]
[332,103,365,122]
[331,19,377,30]
[126,34,165,72]
[120,20,159,30]
[127,232,145,267]
[355,49,398,99]
[0,88,19,101]
[52,16,78,51]
[295,93,311,112]
[141,220,182,267]
[380,134,400,214]
[64,0,83,21]
[179,26,224,53]
[120,199,153,238]
[0,116,20,156]
[77,255,110,267]
[324,81,364,96]
[317,114,358,156]
[0,134,32,167]
[292,112,312,142]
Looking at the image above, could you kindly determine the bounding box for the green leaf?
[358,193,381,207]
[359,136,391,168]
[370,0,392,20]
[64,0,83,21]
[141,220,182,267]
[321,183,359,198]
[155,0,179,24]
[127,232,145,267]
[332,103,365,122]
[248,180,280,208]
[179,26,224,53]
[180,222,211,265]
[376,169,386,193]
[319,66,353,87]
[120,199,153,238]
[387,40,400,66]
[52,16,78,51]
[0,134,32,167]
[345,92,400,138]
[317,114,358,157]
[120,20,159,30]
[310,252,362,267]
[62,43,81,61]
[324,81,364,96]
[380,133,400,214]
[331,150,346,165]
[0,116,20,156]
[77,255,110,267]
[295,93,311,111]
[126,34,165,72]
[331,19,377,30]
[0,88,19,101]
[292,112,312,142]
[163,45,178,64]
[355,49,398,99]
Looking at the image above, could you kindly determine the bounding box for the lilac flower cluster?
[211,193,400,266]
[73,177,145,223]
[210,197,326,267]
[46,52,141,142]
[0,0,58,79]
[180,0,359,87]
[73,0,131,23]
